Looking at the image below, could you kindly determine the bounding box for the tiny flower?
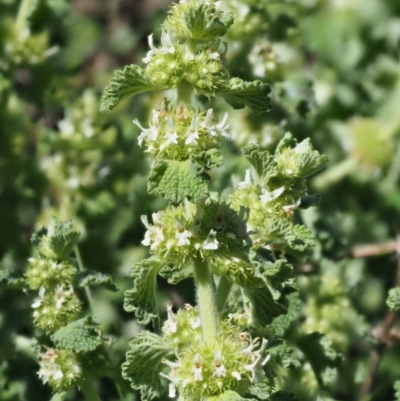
[202,109,231,138]
[259,186,285,204]
[161,117,179,149]
[232,371,242,380]
[185,116,200,145]
[192,353,203,381]
[133,112,160,146]
[175,218,192,247]
[54,285,67,309]
[202,229,219,250]
[238,169,252,189]
[141,215,165,250]
[163,304,178,335]
[282,198,301,215]
[143,31,175,64]
[32,286,46,308]
[213,351,227,378]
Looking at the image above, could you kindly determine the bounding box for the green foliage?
[50,316,103,353]
[386,287,400,312]
[216,78,272,114]
[208,390,257,401]
[124,257,162,327]
[121,331,171,401]
[148,159,209,203]
[100,65,161,111]
[77,271,119,292]
[0,269,27,290]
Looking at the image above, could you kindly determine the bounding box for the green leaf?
[0,269,27,290]
[36,218,80,260]
[190,148,224,170]
[297,332,342,388]
[124,257,163,327]
[268,337,300,369]
[299,194,321,209]
[50,392,67,401]
[247,382,273,400]
[159,263,193,284]
[270,391,300,401]
[183,4,234,42]
[208,390,257,401]
[271,292,302,336]
[51,316,103,353]
[245,286,288,327]
[100,65,162,111]
[122,331,171,401]
[148,159,209,203]
[215,78,272,114]
[387,287,400,312]
[242,144,278,186]
[77,271,119,292]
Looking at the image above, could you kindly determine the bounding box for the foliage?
[1,0,400,400]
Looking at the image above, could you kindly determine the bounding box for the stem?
[177,80,193,105]
[74,246,96,315]
[81,379,102,401]
[216,275,232,313]
[16,0,32,32]
[193,257,219,344]
[312,157,357,191]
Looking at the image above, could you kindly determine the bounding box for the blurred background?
[1,0,400,400]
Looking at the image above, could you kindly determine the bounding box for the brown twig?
[351,240,398,258]
[358,236,400,400]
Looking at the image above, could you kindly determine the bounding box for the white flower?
[32,286,46,308]
[54,285,73,309]
[133,111,160,147]
[192,353,203,381]
[213,351,227,378]
[185,116,200,145]
[81,117,94,138]
[161,117,179,150]
[232,371,242,380]
[58,118,74,137]
[201,109,231,138]
[141,215,165,250]
[143,31,175,64]
[162,304,178,335]
[282,198,301,215]
[202,229,219,250]
[259,186,285,204]
[238,169,252,189]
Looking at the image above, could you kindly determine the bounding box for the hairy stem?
[81,379,102,401]
[74,246,96,315]
[194,257,219,344]
[216,275,232,313]
[177,80,194,105]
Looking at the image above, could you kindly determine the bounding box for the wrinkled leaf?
[387,287,400,312]
[122,331,171,401]
[77,271,119,292]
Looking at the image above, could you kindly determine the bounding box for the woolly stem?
[193,257,219,344]
[81,379,102,401]
[216,275,233,313]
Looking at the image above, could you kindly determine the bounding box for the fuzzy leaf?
[208,391,257,401]
[387,287,400,312]
[148,159,209,203]
[245,286,287,327]
[295,139,329,177]
[100,65,162,111]
[124,257,162,327]
[77,271,119,292]
[297,332,342,388]
[51,316,103,353]
[191,148,224,170]
[242,144,278,186]
[271,292,302,336]
[394,381,400,401]
[122,331,171,401]
[216,78,272,114]
[268,337,300,368]
[0,269,27,290]
[158,263,193,284]
[270,391,300,401]
[247,382,273,400]
[183,4,234,41]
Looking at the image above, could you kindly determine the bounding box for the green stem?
[81,379,102,401]
[216,275,232,313]
[177,80,193,105]
[74,246,96,315]
[312,157,357,191]
[16,0,32,32]
[193,257,219,345]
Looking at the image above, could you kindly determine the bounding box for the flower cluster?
[161,308,270,399]
[133,104,231,161]
[140,201,249,267]
[37,348,82,392]
[26,219,82,332]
